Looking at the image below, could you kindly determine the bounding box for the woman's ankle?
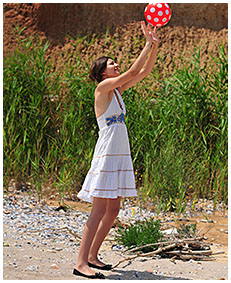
[88,254,97,263]
[75,260,88,269]
[88,255,106,266]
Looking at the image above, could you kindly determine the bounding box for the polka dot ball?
[144,3,172,27]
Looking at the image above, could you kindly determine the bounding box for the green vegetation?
[128,45,228,212]
[115,219,163,252]
[115,221,198,252]
[3,28,228,211]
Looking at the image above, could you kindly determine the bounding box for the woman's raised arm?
[120,25,159,92]
[97,21,153,93]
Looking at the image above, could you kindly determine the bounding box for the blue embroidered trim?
[106,113,125,126]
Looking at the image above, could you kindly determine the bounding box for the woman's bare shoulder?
[95,85,108,98]
[94,86,114,118]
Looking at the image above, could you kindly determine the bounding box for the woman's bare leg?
[88,197,121,266]
[75,197,107,275]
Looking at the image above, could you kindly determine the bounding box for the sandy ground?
[3,227,228,280]
[3,199,228,280]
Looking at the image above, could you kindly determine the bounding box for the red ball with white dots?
[144,3,172,27]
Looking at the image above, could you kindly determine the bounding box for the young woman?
[74,21,159,279]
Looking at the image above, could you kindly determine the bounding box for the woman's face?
[103,58,120,79]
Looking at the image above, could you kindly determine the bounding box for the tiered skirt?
[77,124,136,203]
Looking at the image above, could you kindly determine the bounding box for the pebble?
[40,199,47,206]
[220,228,228,234]
[201,219,214,223]
[3,196,83,253]
[26,265,39,272]
[50,264,58,269]
[112,244,123,251]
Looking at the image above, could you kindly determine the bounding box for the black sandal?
[73,268,105,279]
[88,262,113,270]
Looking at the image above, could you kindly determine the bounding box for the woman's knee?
[90,197,107,219]
[107,207,120,219]
[106,199,121,219]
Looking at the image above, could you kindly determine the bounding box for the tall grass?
[3,31,227,211]
[126,46,228,212]
[3,34,61,198]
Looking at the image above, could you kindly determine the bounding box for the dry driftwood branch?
[196,225,214,237]
[177,254,216,261]
[112,243,176,269]
[112,235,223,268]
[21,226,81,241]
[124,236,206,254]
[211,251,225,255]
[165,250,213,256]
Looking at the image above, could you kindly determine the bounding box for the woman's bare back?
[94,90,114,119]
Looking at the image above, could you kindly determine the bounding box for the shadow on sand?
[106,268,189,280]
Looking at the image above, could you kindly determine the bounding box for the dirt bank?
[3,3,228,47]
[3,4,228,84]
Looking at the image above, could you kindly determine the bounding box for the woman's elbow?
[131,68,149,79]
[129,69,139,77]
[141,68,151,78]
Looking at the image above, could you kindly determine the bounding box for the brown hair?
[89,56,112,83]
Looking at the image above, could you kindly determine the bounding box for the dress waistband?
[106,113,125,126]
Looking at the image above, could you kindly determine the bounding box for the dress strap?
[114,89,123,111]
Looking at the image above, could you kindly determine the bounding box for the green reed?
[125,45,228,211]
[3,31,227,211]
[4,34,59,182]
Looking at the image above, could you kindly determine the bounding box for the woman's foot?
[75,263,96,277]
[88,257,112,270]
[73,268,105,279]
[88,256,107,267]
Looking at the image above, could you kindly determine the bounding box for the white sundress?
[77,88,137,203]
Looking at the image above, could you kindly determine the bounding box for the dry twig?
[21,226,81,241]
[124,236,206,254]
[112,236,224,269]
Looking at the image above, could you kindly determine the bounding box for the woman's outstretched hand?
[141,21,159,47]
[149,25,159,46]
[141,21,152,45]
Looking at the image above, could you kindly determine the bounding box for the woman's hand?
[141,21,152,45]
[141,21,159,47]
[149,25,159,46]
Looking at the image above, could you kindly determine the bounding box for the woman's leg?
[88,197,121,266]
[75,197,107,275]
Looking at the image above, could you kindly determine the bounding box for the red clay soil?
[3,3,228,78]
